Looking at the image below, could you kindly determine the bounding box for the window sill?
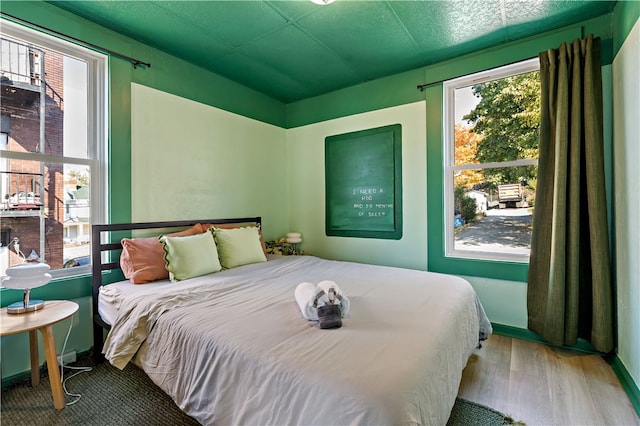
[428,255,529,282]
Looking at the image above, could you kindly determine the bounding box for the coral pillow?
[120,224,203,284]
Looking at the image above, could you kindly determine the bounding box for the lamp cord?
[58,317,92,406]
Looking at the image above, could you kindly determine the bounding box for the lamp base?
[7,300,45,314]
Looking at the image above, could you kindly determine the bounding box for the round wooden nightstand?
[0,300,79,410]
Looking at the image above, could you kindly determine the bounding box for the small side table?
[0,300,79,410]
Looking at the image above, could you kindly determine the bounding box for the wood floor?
[457,334,639,425]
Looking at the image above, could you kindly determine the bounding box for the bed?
[92,217,492,425]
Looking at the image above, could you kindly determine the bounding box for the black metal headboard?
[90,216,261,361]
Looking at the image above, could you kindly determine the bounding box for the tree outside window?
[444,58,540,262]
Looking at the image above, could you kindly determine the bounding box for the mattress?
[101,255,491,425]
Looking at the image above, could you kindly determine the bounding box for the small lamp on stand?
[286,232,302,255]
[1,261,51,314]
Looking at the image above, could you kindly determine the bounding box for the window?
[0,20,107,278]
[443,58,539,263]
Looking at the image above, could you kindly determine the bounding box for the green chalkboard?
[325,124,402,239]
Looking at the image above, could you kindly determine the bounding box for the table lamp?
[1,262,51,314]
[286,232,302,255]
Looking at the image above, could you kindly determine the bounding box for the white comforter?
[102,256,490,425]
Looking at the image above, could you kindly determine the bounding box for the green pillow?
[160,231,221,281]
[213,226,267,269]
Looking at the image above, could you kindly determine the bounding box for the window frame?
[442,58,539,264]
[1,19,108,279]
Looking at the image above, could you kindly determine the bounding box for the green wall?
[1,2,637,406]
[612,0,640,56]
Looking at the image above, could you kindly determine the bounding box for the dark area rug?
[2,355,520,425]
[447,398,525,426]
[1,355,199,426]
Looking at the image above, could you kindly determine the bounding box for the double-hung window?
[443,58,540,264]
[0,20,107,278]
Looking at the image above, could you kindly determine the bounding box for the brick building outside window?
[1,22,106,278]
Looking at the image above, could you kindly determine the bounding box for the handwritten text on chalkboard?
[351,188,393,217]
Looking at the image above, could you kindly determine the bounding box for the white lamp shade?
[286,232,302,244]
[1,263,51,290]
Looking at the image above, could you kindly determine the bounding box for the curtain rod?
[1,12,151,69]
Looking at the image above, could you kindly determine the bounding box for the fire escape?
[1,37,46,259]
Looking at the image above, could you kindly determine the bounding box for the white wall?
[131,83,289,241]
[613,17,640,389]
[463,276,527,328]
[287,102,428,270]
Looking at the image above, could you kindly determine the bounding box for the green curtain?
[527,35,614,353]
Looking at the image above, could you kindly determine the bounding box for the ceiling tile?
[240,25,360,100]
[390,1,504,49]
[220,51,310,101]
[154,1,289,48]
[503,1,615,40]
[266,1,323,22]
[49,1,232,58]
[297,1,421,78]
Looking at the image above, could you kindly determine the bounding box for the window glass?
[444,59,540,262]
[1,21,106,278]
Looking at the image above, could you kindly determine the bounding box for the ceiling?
[48,1,616,103]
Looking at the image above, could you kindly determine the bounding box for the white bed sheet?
[98,279,173,325]
[102,255,491,425]
[97,254,284,325]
